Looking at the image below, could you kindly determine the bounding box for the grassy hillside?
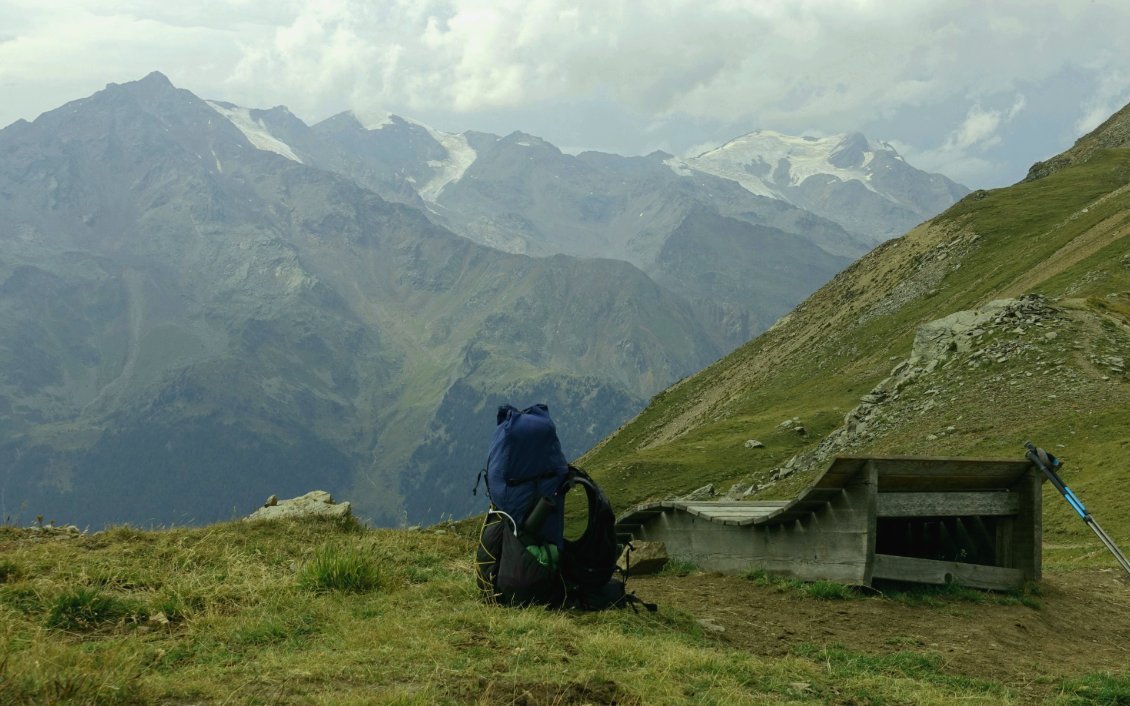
[2,518,1127,704]
[581,131,1130,567]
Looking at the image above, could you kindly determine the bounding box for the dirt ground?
[629,568,1130,703]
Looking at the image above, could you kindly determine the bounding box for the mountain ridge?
[0,74,719,528]
[580,100,1130,559]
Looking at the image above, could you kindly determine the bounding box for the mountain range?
[582,99,1130,567]
[0,72,967,528]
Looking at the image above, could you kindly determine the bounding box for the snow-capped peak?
[206,101,303,164]
[685,129,901,200]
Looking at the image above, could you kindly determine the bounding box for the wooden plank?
[685,505,789,514]
[871,553,1023,590]
[876,492,1020,517]
[686,511,782,523]
[873,459,1033,489]
[876,476,1025,493]
[681,504,787,513]
[679,501,791,509]
[1009,467,1042,581]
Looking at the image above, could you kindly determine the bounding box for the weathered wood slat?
[681,501,791,508]
[875,477,1024,493]
[871,554,1024,590]
[682,506,784,516]
[876,492,1020,517]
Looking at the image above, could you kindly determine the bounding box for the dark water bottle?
[524,496,555,534]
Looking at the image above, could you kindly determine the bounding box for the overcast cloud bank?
[1,0,1128,188]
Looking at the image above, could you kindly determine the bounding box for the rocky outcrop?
[675,484,716,501]
[244,491,352,522]
[733,295,1065,496]
[1026,100,1130,181]
[618,540,669,576]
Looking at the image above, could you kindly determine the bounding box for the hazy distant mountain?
[682,130,970,242]
[173,100,963,348]
[0,72,720,528]
[309,118,865,345]
[303,114,967,343]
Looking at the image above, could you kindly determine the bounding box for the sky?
[1,0,1128,189]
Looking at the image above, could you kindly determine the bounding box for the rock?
[744,439,765,449]
[697,618,725,633]
[792,425,807,436]
[681,484,716,501]
[618,540,669,575]
[245,490,352,522]
[726,482,755,499]
[265,494,278,507]
[771,466,797,482]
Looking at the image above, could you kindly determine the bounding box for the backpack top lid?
[486,404,569,547]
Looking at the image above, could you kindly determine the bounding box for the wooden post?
[1010,465,1042,582]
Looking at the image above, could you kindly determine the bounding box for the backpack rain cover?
[486,404,570,549]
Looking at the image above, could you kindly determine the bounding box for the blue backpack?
[474,404,656,611]
[482,404,570,551]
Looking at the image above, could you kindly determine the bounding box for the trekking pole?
[1024,441,1130,579]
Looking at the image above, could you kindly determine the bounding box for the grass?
[658,557,699,577]
[791,642,1008,702]
[45,587,144,631]
[298,543,384,593]
[742,570,861,600]
[0,560,22,587]
[1054,671,1130,705]
[2,517,1089,705]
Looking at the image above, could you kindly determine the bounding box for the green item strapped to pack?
[526,543,560,571]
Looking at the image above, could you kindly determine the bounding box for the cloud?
[1,0,1129,187]
[210,1,1130,134]
[889,93,1028,186]
[1074,67,1130,135]
[944,96,1027,152]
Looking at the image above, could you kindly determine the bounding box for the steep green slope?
[582,107,1130,565]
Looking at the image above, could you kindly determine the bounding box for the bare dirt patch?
[471,677,640,706]
[630,568,1130,704]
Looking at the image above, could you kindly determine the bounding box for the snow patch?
[663,156,695,177]
[353,109,395,131]
[206,101,302,163]
[418,127,477,202]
